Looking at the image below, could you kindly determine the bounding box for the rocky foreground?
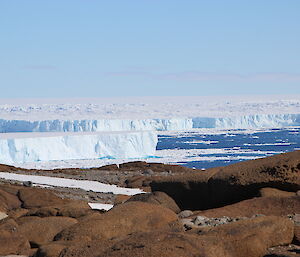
[0,151,299,257]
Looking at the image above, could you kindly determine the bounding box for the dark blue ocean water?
[156,127,300,169]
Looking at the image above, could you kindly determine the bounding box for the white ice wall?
[0,118,192,133]
[0,114,299,134]
[0,131,158,164]
[192,114,300,129]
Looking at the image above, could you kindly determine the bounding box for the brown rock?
[151,151,300,210]
[0,219,30,256]
[25,200,92,218]
[77,212,103,222]
[126,191,181,213]
[26,206,58,217]
[55,201,178,241]
[125,175,154,188]
[264,244,300,257]
[119,161,194,173]
[7,208,29,220]
[0,184,21,196]
[18,188,67,209]
[197,216,294,257]
[0,188,22,211]
[99,216,294,257]
[114,194,131,205]
[18,216,78,246]
[294,225,300,245]
[99,231,226,257]
[27,200,92,218]
[35,242,70,257]
[56,201,92,218]
[192,196,300,218]
[259,187,296,197]
[59,239,117,257]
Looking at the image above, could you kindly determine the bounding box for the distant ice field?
[1,96,300,169]
[17,127,300,170]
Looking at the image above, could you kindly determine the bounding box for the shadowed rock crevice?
[151,151,300,210]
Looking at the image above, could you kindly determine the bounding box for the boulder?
[18,188,67,209]
[0,219,30,256]
[191,196,300,218]
[151,151,300,210]
[56,201,92,218]
[126,191,181,213]
[7,208,29,220]
[35,242,70,257]
[196,216,294,257]
[26,201,92,218]
[258,187,296,198]
[125,175,154,188]
[0,188,22,211]
[99,216,294,257]
[18,216,78,246]
[294,225,300,245]
[55,201,178,241]
[264,244,300,256]
[99,231,226,257]
[58,240,117,257]
[119,161,194,173]
[0,184,21,196]
[178,210,194,219]
[26,207,58,217]
[114,194,131,205]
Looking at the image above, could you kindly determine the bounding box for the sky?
[0,0,300,98]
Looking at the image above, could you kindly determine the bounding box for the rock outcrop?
[0,151,299,257]
[151,151,300,210]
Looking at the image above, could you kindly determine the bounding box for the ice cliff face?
[0,131,157,164]
[0,118,192,133]
[0,114,299,133]
[192,114,300,129]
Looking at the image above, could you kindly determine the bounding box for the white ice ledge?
[0,131,158,164]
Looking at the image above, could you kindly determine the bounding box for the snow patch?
[88,202,114,211]
[0,172,143,195]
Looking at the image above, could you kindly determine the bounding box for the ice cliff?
[192,114,300,129]
[0,131,157,164]
[0,118,192,133]
[0,114,299,133]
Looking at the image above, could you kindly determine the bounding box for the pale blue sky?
[0,0,300,98]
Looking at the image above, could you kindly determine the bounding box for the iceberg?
[0,131,158,164]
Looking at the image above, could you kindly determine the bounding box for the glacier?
[0,131,157,164]
[0,114,299,133]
